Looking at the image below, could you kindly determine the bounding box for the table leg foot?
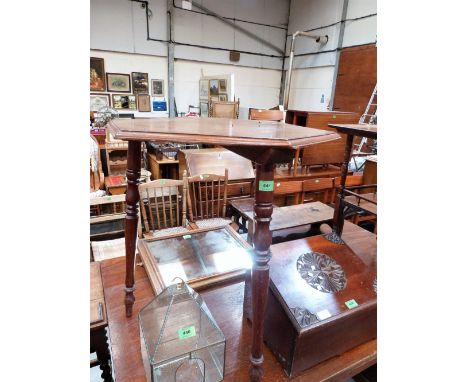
[324,230,345,245]
[124,286,135,317]
[249,364,264,382]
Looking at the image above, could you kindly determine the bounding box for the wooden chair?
[274,180,303,206]
[248,108,284,122]
[331,175,363,202]
[90,135,104,192]
[138,171,192,239]
[301,177,334,204]
[209,99,240,119]
[187,169,232,229]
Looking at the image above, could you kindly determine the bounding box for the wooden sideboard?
[286,110,360,167]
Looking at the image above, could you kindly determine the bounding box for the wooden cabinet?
[286,110,360,167]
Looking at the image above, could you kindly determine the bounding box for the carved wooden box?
[244,234,376,377]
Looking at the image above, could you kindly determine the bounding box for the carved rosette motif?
[290,307,318,328]
[297,251,347,293]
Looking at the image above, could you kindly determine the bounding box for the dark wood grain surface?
[100,221,376,382]
[328,124,377,139]
[108,117,340,148]
[245,201,334,231]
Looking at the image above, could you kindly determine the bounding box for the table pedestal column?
[124,141,141,317]
[250,163,275,370]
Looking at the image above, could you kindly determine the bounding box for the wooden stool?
[90,262,113,381]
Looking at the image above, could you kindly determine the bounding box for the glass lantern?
[139,279,226,382]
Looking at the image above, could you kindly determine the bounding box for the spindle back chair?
[187,169,231,229]
[138,170,190,238]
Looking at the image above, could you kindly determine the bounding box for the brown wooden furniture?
[301,177,334,204]
[178,148,255,200]
[243,201,334,244]
[187,169,231,229]
[137,225,252,294]
[91,135,105,192]
[209,99,240,118]
[362,156,377,194]
[249,233,377,377]
[104,175,127,195]
[105,128,129,176]
[147,152,179,180]
[273,179,303,205]
[138,171,191,239]
[333,44,377,115]
[90,194,126,243]
[90,262,113,381]
[327,124,377,241]
[108,116,339,372]
[248,108,284,121]
[100,221,376,382]
[285,110,360,176]
[331,174,364,202]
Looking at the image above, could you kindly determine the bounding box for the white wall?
[285,0,377,111]
[90,0,288,70]
[91,50,281,118]
[91,0,286,114]
[174,60,282,118]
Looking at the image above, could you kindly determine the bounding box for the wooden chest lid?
[269,234,377,333]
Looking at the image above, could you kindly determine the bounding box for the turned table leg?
[124,141,142,317]
[331,134,354,238]
[250,163,275,368]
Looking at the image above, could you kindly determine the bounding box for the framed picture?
[131,72,149,94]
[151,79,164,97]
[209,79,219,96]
[90,57,106,91]
[138,94,151,112]
[90,94,110,112]
[219,94,228,102]
[199,79,209,99]
[200,102,208,117]
[210,96,219,102]
[219,79,227,92]
[112,94,137,110]
[106,73,131,93]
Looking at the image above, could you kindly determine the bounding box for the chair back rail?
[248,108,284,122]
[187,169,228,221]
[209,100,240,119]
[138,171,188,233]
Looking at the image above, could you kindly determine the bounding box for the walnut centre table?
[108,117,339,377]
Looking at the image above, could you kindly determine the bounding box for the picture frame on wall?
[138,94,151,112]
[199,79,209,99]
[209,79,219,96]
[151,79,164,97]
[210,96,219,102]
[112,94,137,110]
[219,94,228,102]
[200,102,208,117]
[90,57,106,91]
[106,73,131,93]
[219,79,227,93]
[90,93,110,112]
[131,72,149,94]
